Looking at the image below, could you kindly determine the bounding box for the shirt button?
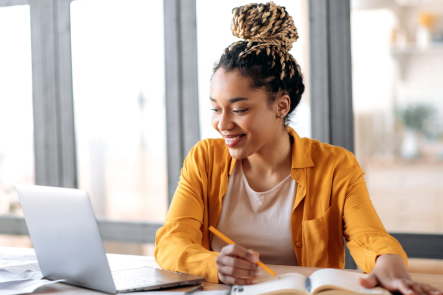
[295,242,302,248]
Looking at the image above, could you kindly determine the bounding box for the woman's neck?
[242,129,293,179]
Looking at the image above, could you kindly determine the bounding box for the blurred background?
[351,0,443,274]
[0,0,442,274]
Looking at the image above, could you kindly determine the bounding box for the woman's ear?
[276,94,291,118]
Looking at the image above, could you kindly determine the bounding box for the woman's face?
[210,69,287,160]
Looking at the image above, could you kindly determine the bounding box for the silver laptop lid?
[16,185,116,294]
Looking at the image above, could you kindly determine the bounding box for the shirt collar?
[287,126,315,169]
[227,126,314,175]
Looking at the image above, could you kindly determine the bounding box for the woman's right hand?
[216,244,261,285]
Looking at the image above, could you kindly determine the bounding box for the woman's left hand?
[359,254,442,295]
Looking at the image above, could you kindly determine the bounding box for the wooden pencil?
[209,226,276,276]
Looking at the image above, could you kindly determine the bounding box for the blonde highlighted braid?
[226,1,300,80]
[213,2,305,125]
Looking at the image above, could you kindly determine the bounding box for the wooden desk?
[2,247,443,294]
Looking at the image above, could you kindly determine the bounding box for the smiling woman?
[155,2,441,295]
[196,0,311,140]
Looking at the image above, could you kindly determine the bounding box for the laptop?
[16,184,205,294]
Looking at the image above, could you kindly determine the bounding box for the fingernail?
[257,266,262,271]
[255,271,262,276]
[407,289,413,294]
[252,280,258,284]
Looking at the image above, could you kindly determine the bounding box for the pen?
[185,284,204,295]
[209,226,276,276]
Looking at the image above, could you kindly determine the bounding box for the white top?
[211,160,298,265]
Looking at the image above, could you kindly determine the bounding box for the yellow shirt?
[155,127,407,283]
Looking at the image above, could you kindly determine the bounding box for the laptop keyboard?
[112,272,158,290]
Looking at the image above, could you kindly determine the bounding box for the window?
[71,0,167,223]
[196,0,311,140]
[351,0,443,273]
[0,0,180,255]
[0,5,33,217]
[0,4,33,248]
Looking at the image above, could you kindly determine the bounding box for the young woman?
[155,2,441,295]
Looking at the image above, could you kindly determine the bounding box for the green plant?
[396,103,436,134]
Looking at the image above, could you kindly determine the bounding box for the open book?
[231,269,390,295]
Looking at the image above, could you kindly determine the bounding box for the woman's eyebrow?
[209,97,249,103]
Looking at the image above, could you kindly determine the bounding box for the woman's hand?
[359,254,442,295]
[216,244,261,285]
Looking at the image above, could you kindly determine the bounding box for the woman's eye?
[233,108,248,114]
[211,108,220,113]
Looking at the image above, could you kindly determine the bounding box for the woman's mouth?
[223,134,246,148]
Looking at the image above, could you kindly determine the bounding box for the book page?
[309,269,389,295]
[231,273,308,295]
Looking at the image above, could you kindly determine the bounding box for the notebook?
[230,268,390,295]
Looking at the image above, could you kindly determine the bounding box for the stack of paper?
[0,269,43,283]
[0,247,42,282]
[0,279,64,295]
[0,247,62,295]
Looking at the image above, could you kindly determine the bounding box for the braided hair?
[213,1,305,125]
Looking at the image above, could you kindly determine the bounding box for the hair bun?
[231,1,298,53]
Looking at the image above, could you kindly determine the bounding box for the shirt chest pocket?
[301,205,343,268]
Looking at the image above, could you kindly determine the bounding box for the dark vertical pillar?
[164,0,200,205]
[309,0,356,269]
[30,0,76,188]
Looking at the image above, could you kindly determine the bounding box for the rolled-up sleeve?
[155,142,219,283]
[343,158,408,273]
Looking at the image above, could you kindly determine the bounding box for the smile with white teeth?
[225,136,242,142]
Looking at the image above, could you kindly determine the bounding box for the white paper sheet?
[0,247,41,284]
[0,270,43,283]
[0,247,37,260]
[0,279,64,295]
[1,262,40,273]
[0,249,38,264]
[0,247,40,273]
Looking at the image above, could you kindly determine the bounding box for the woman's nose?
[217,112,235,132]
